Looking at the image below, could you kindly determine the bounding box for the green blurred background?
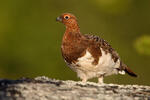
[0,0,150,85]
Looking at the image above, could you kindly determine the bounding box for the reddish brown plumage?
[59,13,102,65]
[57,13,137,83]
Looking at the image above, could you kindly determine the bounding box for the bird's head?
[56,13,79,28]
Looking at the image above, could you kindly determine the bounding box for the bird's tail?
[121,63,137,77]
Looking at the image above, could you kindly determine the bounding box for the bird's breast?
[61,40,87,64]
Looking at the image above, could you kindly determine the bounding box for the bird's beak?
[56,16,62,22]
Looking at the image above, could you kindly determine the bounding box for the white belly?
[71,48,121,80]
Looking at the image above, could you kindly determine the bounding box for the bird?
[56,13,137,84]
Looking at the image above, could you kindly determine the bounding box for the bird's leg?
[81,78,87,83]
[98,76,104,84]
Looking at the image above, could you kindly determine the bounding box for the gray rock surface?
[0,76,150,100]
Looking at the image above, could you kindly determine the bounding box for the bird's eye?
[64,15,70,19]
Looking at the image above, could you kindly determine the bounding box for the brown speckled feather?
[57,13,137,83]
[84,34,137,77]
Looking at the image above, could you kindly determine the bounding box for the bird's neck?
[65,23,80,33]
[63,24,81,42]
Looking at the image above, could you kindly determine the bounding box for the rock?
[0,76,150,100]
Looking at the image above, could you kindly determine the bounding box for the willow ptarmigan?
[56,13,137,84]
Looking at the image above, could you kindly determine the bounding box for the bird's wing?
[84,34,137,77]
[84,34,120,63]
